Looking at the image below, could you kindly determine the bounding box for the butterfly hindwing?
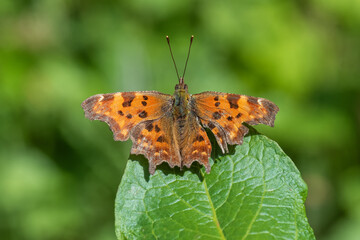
[200,118,229,154]
[130,111,212,174]
[191,91,279,153]
[180,113,212,173]
[130,114,181,175]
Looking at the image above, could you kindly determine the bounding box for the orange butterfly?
[82,36,279,175]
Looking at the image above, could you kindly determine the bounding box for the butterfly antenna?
[182,35,194,81]
[166,36,181,83]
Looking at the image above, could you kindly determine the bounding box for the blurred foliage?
[0,0,359,239]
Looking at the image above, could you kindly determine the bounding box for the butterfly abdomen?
[176,116,187,130]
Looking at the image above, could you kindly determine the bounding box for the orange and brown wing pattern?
[130,114,181,175]
[129,112,212,174]
[180,113,212,173]
[191,91,279,153]
[200,118,229,154]
[81,91,173,141]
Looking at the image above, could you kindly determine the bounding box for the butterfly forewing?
[81,91,173,141]
[191,91,279,152]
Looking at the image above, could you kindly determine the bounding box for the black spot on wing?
[138,111,148,118]
[207,122,216,129]
[194,135,205,142]
[212,112,221,120]
[122,92,136,107]
[157,136,165,142]
[145,123,153,132]
[227,94,240,109]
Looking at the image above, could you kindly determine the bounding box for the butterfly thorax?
[173,83,190,118]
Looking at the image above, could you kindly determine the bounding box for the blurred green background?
[1,0,359,239]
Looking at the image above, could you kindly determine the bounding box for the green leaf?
[115,128,315,239]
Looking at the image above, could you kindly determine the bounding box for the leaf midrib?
[157,173,224,239]
[202,171,226,240]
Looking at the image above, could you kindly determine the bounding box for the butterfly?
[81,36,279,175]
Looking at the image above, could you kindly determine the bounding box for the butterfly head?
[175,77,188,91]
